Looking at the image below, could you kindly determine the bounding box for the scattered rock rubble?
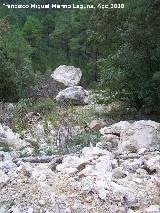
[99,120,160,153]
[0,120,160,212]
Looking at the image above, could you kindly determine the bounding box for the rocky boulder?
[98,121,130,150]
[119,120,160,153]
[51,65,82,87]
[56,86,89,105]
[100,120,160,153]
[88,119,107,132]
[100,121,131,135]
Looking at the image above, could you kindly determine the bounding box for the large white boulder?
[100,120,160,153]
[119,120,160,153]
[51,65,82,87]
[56,86,89,105]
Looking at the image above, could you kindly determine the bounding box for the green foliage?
[9,29,35,98]
[11,97,55,133]
[91,0,160,110]
[75,105,101,127]
[23,16,42,46]
[28,139,40,155]
[43,147,57,156]
[23,16,47,73]
[97,103,142,122]
[30,97,55,113]
[11,99,30,133]
[67,131,101,153]
[7,199,15,209]
[0,143,12,152]
[0,19,36,101]
[0,19,17,101]
[18,150,31,158]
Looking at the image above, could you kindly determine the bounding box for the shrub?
[66,131,101,153]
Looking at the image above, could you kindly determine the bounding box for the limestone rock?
[100,121,131,135]
[82,146,113,160]
[95,155,114,172]
[119,120,160,153]
[38,199,46,206]
[121,159,143,173]
[56,155,89,175]
[51,65,82,87]
[1,121,160,212]
[112,168,126,179]
[100,120,160,153]
[143,156,160,175]
[88,119,106,132]
[56,86,89,105]
[100,134,120,150]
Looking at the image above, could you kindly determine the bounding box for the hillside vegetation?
[0,0,160,114]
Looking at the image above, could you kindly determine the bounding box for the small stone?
[138,148,147,154]
[88,119,106,132]
[85,195,92,203]
[38,199,46,206]
[112,168,126,179]
[64,207,72,213]
[143,156,160,174]
[98,188,107,200]
[95,155,113,172]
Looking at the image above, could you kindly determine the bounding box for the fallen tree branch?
[13,155,62,164]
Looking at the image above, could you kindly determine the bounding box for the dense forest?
[0,0,160,112]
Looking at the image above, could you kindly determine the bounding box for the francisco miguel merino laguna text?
[2,3,95,9]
